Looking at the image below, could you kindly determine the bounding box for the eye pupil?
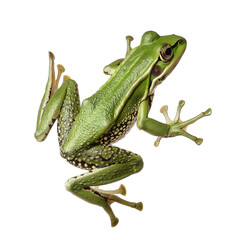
[160,44,173,62]
[165,47,172,56]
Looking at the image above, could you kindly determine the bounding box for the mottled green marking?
[57,80,80,147]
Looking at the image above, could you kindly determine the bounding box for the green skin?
[35,31,211,227]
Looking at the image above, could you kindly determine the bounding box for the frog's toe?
[135,202,143,211]
[120,184,127,196]
[195,138,203,145]
[111,217,119,227]
[154,136,163,147]
[92,184,127,196]
[160,105,172,124]
[205,108,212,116]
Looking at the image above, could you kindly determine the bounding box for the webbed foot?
[154,100,212,146]
[92,185,142,210]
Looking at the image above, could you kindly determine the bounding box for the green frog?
[35,31,211,227]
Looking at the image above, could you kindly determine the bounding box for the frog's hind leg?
[65,145,143,227]
[35,52,80,146]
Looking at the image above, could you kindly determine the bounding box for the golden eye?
[160,44,173,61]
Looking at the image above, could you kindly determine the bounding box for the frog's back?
[62,44,159,155]
[61,95,118,155]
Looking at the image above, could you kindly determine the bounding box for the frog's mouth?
[148,38,187,95]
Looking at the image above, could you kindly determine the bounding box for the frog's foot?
[48,52,66,96]
[154,100,212,146]
[96,190,143,211]
[101,192,142,227]
[92,185,142,210]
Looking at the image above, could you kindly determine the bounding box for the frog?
[34,31,212,227]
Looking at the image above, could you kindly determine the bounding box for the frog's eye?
[160,44,173,62]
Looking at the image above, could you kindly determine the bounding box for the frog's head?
[141,31,187,95]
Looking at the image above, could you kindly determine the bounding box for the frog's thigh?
[65,145,143,226]
[66,145,143,189]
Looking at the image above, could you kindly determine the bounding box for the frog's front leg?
[65,145,143,227]
[137,97,212,145]
[103,35,134,75]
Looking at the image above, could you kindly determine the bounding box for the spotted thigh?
[61,145,139,171]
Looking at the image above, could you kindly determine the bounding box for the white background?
[0,0,239,239]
